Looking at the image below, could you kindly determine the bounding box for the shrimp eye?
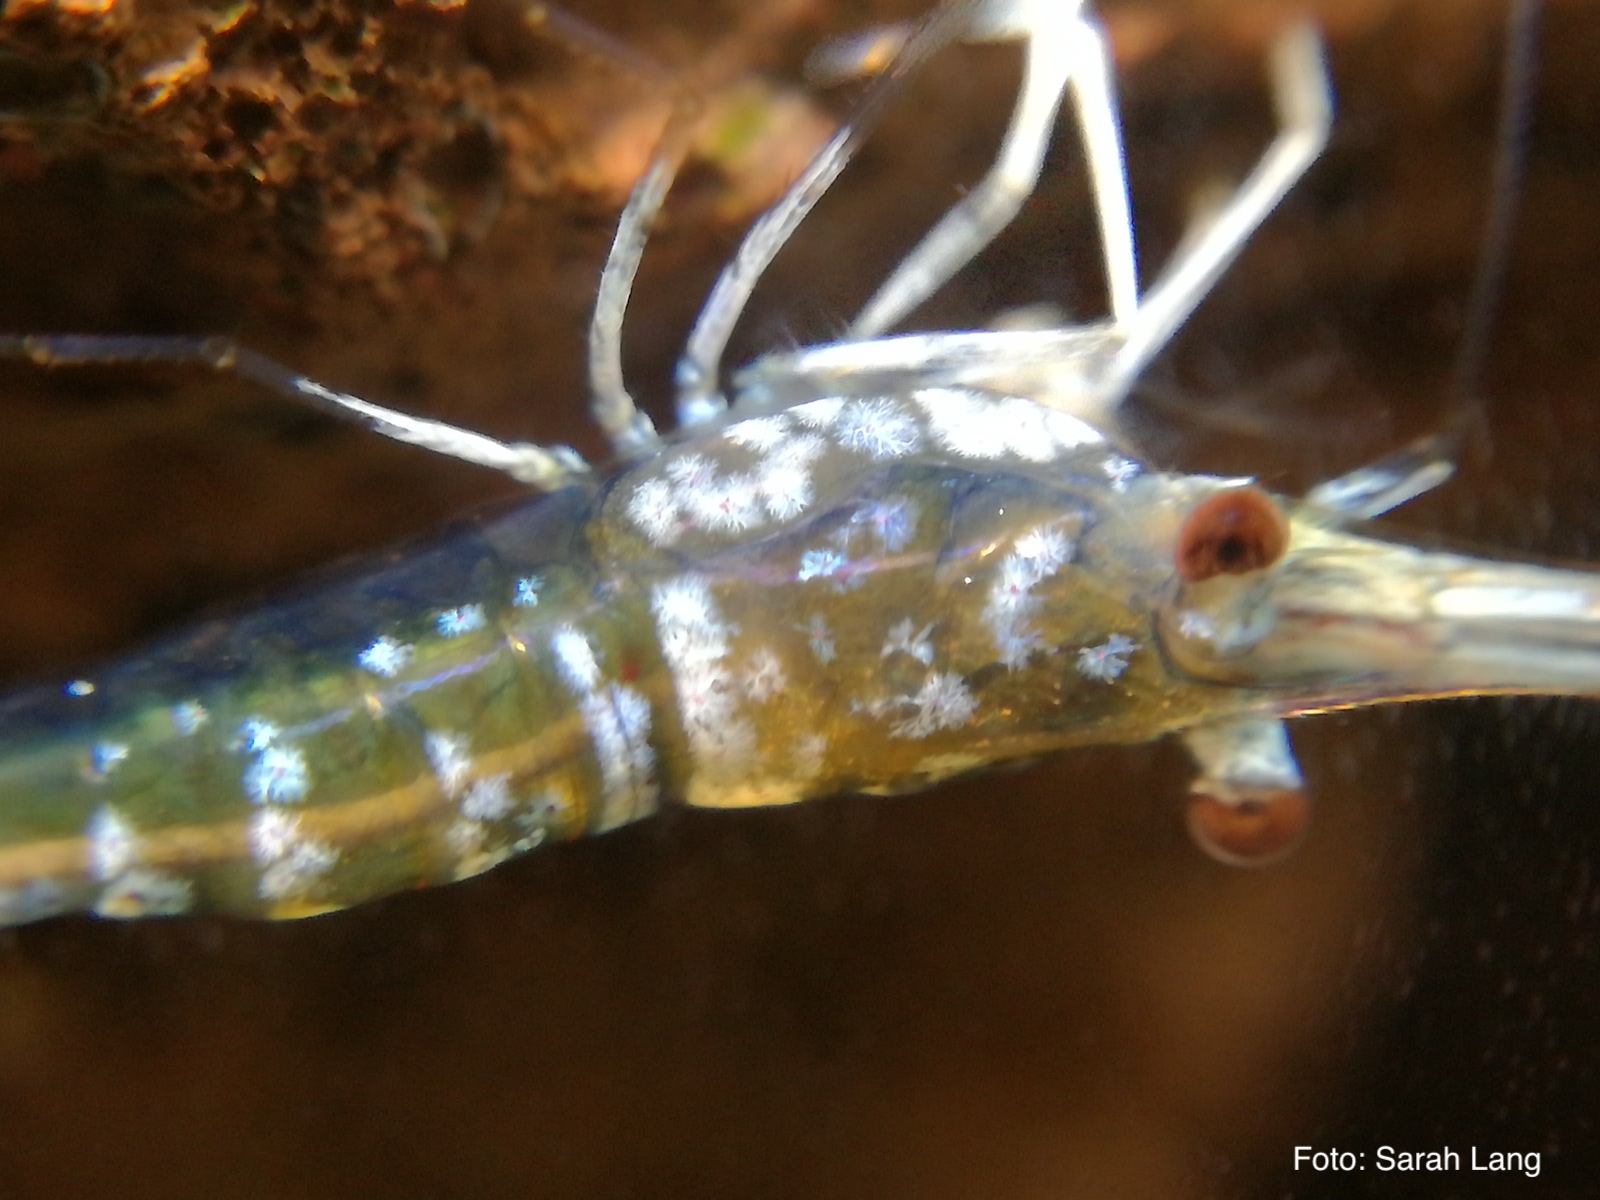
[1185,786,1310,867]
[1175,487,1288,583]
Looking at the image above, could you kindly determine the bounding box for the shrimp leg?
[848,0,1138,338]
[1101,22,1331,401]
[672,0,981,426]
[587,90,699,453]
[0,334,590,489]
[1,1,702,481]
[735,19,1331,434]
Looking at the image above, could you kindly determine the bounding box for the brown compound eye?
[1175,486,1289,583]
[1185,786,1311,867]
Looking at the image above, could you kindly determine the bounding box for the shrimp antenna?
[1310,0,1542,519]
[1451,0,1541,412]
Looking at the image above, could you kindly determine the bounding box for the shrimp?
[0,0,1591,928]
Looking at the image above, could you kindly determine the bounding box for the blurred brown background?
[0,0,1596,1196]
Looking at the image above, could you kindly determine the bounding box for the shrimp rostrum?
[0,0,1594,925]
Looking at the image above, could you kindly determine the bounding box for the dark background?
[0,1,1596,1196]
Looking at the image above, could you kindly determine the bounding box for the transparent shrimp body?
[0,392,1250,922]
[0,396,1218,922]
[2,0,1597,924]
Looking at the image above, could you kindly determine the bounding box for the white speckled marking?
[358,635,415,678]
[882,618,935,666]
[755,458,813,519]
[850,497,918,553]
[424,731,473,797]
[651,574,758,786]
[243,745,310,804]
[799,613,836,663]
[1177,610,1219,641]
[626,412,837,548]
[550,625,603,692]
[798,548,847,581]
[259,840,339,902]
[436,604,487,638]
[1103,456,1141,490]
[915,387,1104,462]
[89,741,129,780]
[724,414,791,450]
[743,648,787,701]
[239,718,281,752]
[835,398,922,460]
[461,773,515,822]
[87,806,138,881]
[983,523,1075,669]
[248,808,304,864]
[172,699,210,736]
[892,672,978,739]
[1077,634,1139,681]
[546,620,657,830]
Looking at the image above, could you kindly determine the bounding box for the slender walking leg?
[851,0,1139,338]
[1103,23,1331,400]
[673,0,978,427]
[0,334,590,488]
